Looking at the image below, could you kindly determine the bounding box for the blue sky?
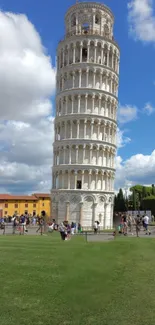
[0,0,155,193]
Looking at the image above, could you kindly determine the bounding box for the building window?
[15,203,18,208]
[82,48,87,61]
[33,211,36,216]
[14,211,17,214]
[33,203,36,208]
[25,203,28,208]
[5,211,7,215]
[71,14,76,27]
[5,203,8,208]
[25,210,28,215]
[95,15,100,24]
[77,180,82,189]
[42,203,44,207]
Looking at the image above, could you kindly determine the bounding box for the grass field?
[1,234,155,325]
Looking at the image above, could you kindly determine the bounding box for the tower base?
[51,190,114,229]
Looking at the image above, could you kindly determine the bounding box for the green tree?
[142,186,147,199]
[132,188,137,211]
[117,188,127,212]
[152,184,155,196]
[114,195,118,212]
[143,195,155,215]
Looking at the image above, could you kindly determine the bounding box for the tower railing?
[59,28,118,45]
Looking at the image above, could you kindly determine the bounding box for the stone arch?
[82,194,96,203]
[98,195,107,204]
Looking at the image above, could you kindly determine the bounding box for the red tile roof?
[0,194,37,201]
[0,193,50,201]
[33,193,50,198]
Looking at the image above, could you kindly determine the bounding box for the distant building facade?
[0,193,51,217]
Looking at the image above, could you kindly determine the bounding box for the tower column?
[71,95,74,113]
[68,172,70,189]
[70,121,73,138]
[93,69,96,87]
[73,45,76,63]
[87,43,90,62]
[72,72,75,88]
[63,146,66,164]
[92,94,95,112]
[85,94,88,113]
[84,119,87,138]
[76,145,79,163]
[69,146,71,164]
[90,145,93,164]
[74,171,77,189]
[78,95,81,113]
[88,170,92,190]
[79,69,82,88]
[77,120,80,138]
[86,69,89,87]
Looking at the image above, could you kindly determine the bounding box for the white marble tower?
[51,1,120,229]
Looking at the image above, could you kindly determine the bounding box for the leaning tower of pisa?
[51,1,120,229]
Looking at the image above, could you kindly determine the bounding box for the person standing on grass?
[135,215,141,237]
[36,217,43,233]
[71,222,75,235]
[78,223,82,233]
[127,215,131,232]
[143,214,151,235]
[94,221,98,234]
[122,214,127,236]
[12,216,17,234]
[59,222,67,240]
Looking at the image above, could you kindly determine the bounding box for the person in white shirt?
[94,221,98,234]
[143,214,151,235]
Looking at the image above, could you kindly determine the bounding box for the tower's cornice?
[65,2,114,21]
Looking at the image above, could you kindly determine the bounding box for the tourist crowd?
[49,221,82,240]
[115,213,151,237]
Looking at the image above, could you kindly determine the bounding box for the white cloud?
[0,11,56,121]
[0,10,56,194]
[143,102,155,115]
[128,0,155,42]
[118,104,138,124]
[117,128,131,148]
[115,150,155,190]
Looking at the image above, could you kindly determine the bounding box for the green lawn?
[1,234,155,325]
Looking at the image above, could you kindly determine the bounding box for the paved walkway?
[0,225,44,236]
[87,229,155,242]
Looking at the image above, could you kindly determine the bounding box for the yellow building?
[0,193,51,218]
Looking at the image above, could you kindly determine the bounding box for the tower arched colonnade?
[57,40,119,75]
[56,92,117,120]
[53,143,116,168]
[54,117,117,145]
